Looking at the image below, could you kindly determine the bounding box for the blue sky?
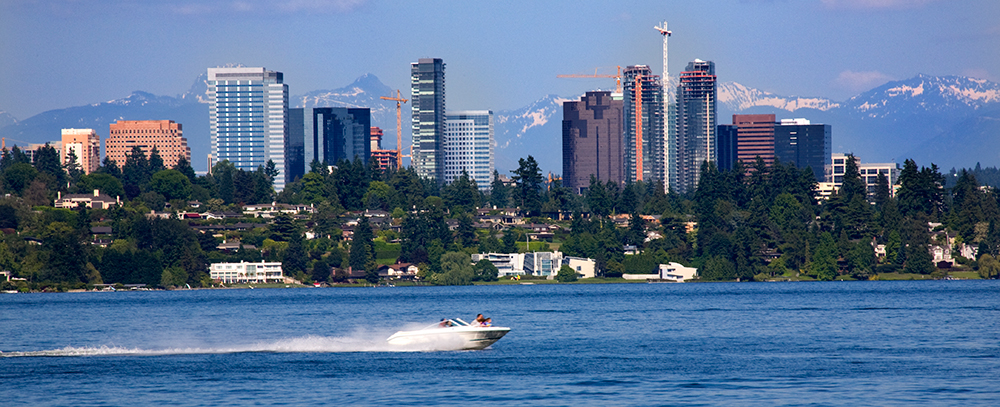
[1,0,998,120]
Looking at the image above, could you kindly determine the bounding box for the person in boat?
[439,318,453,327]
[475,314,486,326]
[483,318,492,327]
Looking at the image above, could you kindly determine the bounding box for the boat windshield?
[424,318,471,329]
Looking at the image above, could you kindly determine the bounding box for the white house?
[210,261,284,284]
[472,253,526,277]
[561,256,596,279]
[658,262,698,282]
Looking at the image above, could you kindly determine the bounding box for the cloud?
[835,70,894,93]
[820,0,936,10]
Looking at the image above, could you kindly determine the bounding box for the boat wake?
[0,332,475,357]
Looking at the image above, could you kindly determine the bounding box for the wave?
[1,333,474,357]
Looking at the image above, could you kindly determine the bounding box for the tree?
[489,170,509,208]
[311,258,330,282]
[473,259,499,282]
[701,255,736,281]
[284,231,308,279]
[903,242,935,275]
[32,143,65,188]
[811,232,838,281]
[173,155,197,181]
[556,264,578,282]
[350,216,376,280]
[511,156,543,216]
[149,170,192,201]
[501,230,519,253]
[148,147,166,174]
[433,251,474,285]
[977,254,1000,279]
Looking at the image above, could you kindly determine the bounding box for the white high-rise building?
[208,67,289,190]
[444,111,493,191]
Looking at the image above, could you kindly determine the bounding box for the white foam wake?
[1,333,473,357]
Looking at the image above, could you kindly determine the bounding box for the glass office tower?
[411,58,446,184]
[444,110,494,191]
[208,67,289,190]
[287,107,371,182]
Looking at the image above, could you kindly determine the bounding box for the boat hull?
[387,327,510,350]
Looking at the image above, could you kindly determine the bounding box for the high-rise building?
[733,114,776,167]
[208,67,289,190]
[828,153,899,197]
[61,128,100,174]
[106,120,190,169]
[774,118,831,181]
[286,107,371,182]
[622,66,665,186]
[444,110,494,191]
[410,58,446,184]
[369,127,400,171]
[716,124,738,171]
[562,91,623,194]
[674,59,717,193]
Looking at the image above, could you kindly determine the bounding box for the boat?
[387,318,510,350]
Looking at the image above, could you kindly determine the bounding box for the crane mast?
[655,21,672,191]
[379,90,409,169]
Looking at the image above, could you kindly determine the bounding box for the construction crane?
[379,89,409,169]
[557,66,622,93]
[1,137,33,150]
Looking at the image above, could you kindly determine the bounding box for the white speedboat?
[387,318,510,350]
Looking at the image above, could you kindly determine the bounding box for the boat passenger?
[439,318,453,327]
[484,318,492,327]
[475,314,486,325]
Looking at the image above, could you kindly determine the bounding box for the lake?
[2,281,1000,405]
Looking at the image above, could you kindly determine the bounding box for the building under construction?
[622,65,665,186]
[674,59,717,193]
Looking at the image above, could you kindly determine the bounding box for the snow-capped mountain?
[493,94,574,173]
[718,82,840,113]
[291,73,398,127]
[841,74,1000,119]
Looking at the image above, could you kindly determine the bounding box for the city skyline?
[2,0,998,122]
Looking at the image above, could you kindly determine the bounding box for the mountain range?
[1,72,998,175]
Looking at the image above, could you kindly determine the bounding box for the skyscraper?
[411,58,446,184]
[208,67,289,190]
[674,59,717,193]
[107,120,190,169]
[562,91,624,194]
[286,107,371,182]
[733,114,776,167]
[622,65,664,185]
[61,128,100,174]
[445,110,494,191]
[370,127,400,171]
[774,118,831,181]
[716,124,738,171]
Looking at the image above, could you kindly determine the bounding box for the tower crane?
[379,90,409,169]
[1,137,33,150]
[557,66,622,93]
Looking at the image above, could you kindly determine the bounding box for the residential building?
[524,251,560,277]
[61,128,100,174]
[54,190,120,209]
[471,253,525,277]
[208,67,289,190]
[562,91,623,194]
[445,110,494,191]
[21,141,62,165]
[411,58,446,184]
[829,153,900,196]
[209,261,284,284]
[370,127,400,171]
[561,256,596,279]
[623,65,665,186]
[106,120,190,169]
[774,118,831,181]
[674,59,717,193]
[716,124,738,171]
[733,114,776,166]
[658,262,698,282]
[286,107,371,182]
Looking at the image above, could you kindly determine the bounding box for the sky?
[1,0,999,120]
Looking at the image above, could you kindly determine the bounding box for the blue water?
[2,281,1000,405]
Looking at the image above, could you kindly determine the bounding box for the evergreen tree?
[488,170,509,208]
[512,156,543,216]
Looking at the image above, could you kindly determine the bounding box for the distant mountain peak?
[718,82,840,112]
[845,74,1000,118]
[0,111,18,129]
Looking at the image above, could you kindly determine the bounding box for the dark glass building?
[287,107,371,182]
[716,124,738,171]
[411,58,446,184]
[774,119,831,181]
[562,91,623,194]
